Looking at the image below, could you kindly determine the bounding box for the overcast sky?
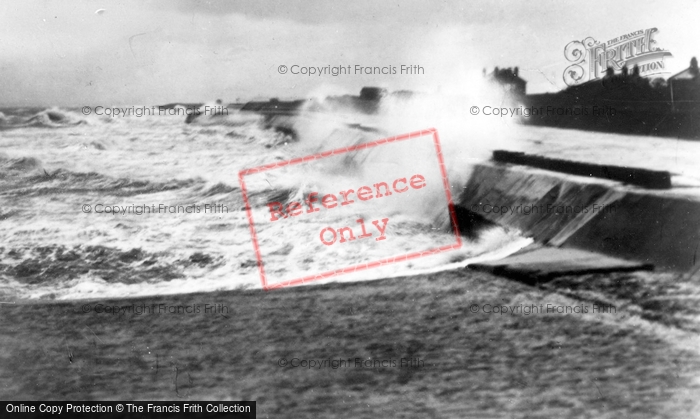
[1,0,699,106]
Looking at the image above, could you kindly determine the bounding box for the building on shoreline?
[669,57,700,112]
[485,67,527,97]
[487,57,700,139]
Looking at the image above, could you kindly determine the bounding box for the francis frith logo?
[563,28,673,86]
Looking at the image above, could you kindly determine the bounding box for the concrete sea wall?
[458,163,700,274]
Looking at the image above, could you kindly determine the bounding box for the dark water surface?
[1,270,698,418]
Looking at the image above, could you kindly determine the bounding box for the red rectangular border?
[238,128,462,290]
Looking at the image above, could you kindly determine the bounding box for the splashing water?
[0,85,531,300]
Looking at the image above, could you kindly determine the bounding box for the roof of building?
[669,68,699,81]
[488,67,527,86]
[669,57,699,81]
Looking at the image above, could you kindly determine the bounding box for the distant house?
[486,66,527,96]
[359,87,388,102]
[669,57,700,81]
[668,57,699,109]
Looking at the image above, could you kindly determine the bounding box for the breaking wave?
[0,86,532,300]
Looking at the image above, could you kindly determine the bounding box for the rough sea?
[2,93,700,301]
[3,97,700,416]
[0,95,534,301]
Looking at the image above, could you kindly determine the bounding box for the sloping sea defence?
[459,161,700,274]
[457,158,700,335]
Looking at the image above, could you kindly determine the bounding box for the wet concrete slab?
[492,150,672,189]
[459,162,700,272]
[469,245,654,285]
